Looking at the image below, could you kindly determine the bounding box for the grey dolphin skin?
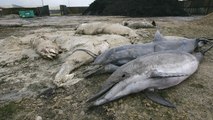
[87,47,212,108]
[94,31,206,65]
[82,31,210,77]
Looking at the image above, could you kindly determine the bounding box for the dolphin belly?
[149,76,189,90]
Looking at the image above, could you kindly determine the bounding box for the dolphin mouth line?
[201,43,213,54]
[196,37,213,54]
[197,38,213,43]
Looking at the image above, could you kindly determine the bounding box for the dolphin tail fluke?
[144,90,176,108]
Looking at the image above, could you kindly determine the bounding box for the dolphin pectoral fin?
[150,70,188,78]
[144,90,176,108]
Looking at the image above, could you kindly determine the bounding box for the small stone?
[14,62,19,65]
[53,97,58,101]
[37,103,43,106]
[145,103,151,107]
[35,116,42,120]
[72,103,78,108]
[15,98,23,103]
[80,111,85,116]
[58,109,64,115]
[64,96,72,100]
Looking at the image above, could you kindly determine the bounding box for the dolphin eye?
[122,74,126,78]
[198,41,204,47]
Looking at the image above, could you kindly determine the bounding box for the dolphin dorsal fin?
[153,30,166,42]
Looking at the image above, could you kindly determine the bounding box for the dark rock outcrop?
[83,0,188,17]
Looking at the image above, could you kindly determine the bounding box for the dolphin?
[87,44,213,108]
[93,31,208,65]
[81,31,210,77]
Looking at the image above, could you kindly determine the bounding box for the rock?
[64,96,72,100]
[35,116,42,120]
[80,111,85,116]
[58,109,64,115]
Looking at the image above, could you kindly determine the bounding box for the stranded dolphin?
[81,31,210,77]
[87,45,213,108]
[93,31,208,65]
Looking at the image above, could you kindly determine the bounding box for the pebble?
[37,103,44,106]
[64,96,72,100]
[72,103,78,108]
[145,103,151,107]
[35,116,42,120]
[53,96,58,101]
[80,111,85,116]
[58,109,64,115]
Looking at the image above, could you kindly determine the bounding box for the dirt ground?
[0,14,213,120]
